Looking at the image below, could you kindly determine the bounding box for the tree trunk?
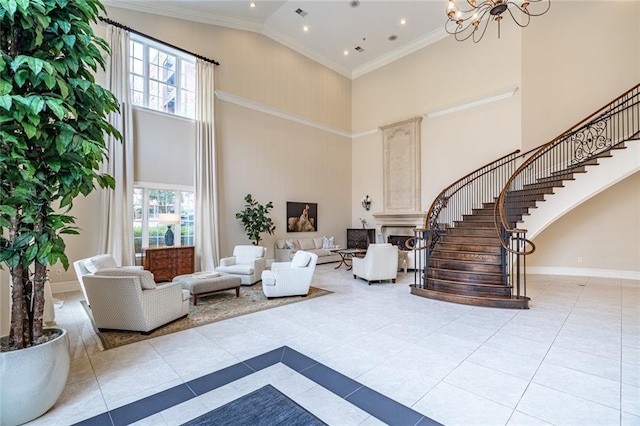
[9,264,29,349]
[32,261,46,343]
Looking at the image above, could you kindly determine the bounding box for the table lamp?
[158,213,181,246]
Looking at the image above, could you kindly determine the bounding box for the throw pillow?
[94,268,157,290]
[313,237,324,250]
[84,254,117,273]
[322,236,335,249]
[299,238,315,250]
[285,239,298,250]
[291,251,311,267]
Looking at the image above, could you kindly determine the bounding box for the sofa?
[275,236,341,264]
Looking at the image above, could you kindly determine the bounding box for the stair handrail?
[495,82,640,255]
[406,149,521,253]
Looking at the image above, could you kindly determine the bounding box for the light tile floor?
[28,265,640,425]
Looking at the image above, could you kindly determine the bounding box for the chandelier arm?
[505,6,532,28]
[526,0,551,17]
[472,16,492,43]
[445,4,492,39]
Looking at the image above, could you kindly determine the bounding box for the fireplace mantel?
[372,211,426,242]
[372,212,425,227]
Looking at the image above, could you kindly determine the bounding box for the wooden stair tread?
[411,285,529,309]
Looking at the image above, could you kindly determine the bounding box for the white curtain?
[194,59,219,271]
[99,26,135,266]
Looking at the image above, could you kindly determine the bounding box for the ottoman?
[173,273,242,305]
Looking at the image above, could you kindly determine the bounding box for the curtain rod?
[98,16,220,66]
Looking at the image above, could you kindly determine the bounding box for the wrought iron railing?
[408,150,522,288]
[496,83,640,295]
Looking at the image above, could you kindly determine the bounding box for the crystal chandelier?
[446,0,550,43]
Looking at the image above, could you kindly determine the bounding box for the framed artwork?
[287,202,317,232]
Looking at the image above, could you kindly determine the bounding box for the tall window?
[133,186,195,260]
[129,36,195,118]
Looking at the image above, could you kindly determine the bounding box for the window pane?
[133,188,144,255]
[181,61,195,91]
[130,37,194,118]
[180,191,195,246]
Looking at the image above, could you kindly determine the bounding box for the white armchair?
[82,268,189,333]
[352,243,398,284]
[216,245,267,285]
[73,254,143,304]
[261,251,318,299]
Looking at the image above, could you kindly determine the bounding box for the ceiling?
[102,1,448,79]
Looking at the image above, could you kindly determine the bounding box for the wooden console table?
[143,246,194,282]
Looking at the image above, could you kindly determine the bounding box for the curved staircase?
[411,83,640,309]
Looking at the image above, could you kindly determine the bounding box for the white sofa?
[275,237,341,264]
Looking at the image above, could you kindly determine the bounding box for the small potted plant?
[235,194,276,246]
[0,1,120,424]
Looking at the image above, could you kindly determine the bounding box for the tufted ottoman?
[173,273,242,305]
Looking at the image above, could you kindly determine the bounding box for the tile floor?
[28,265,639,426]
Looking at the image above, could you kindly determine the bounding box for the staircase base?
[410,284,530,309]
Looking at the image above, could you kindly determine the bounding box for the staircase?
[410,83,640,309]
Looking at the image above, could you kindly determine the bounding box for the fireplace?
[388,235,412,251]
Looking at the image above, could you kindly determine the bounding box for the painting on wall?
[287,202,317,232]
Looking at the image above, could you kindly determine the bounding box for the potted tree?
[0,1,120,424]
[235,194,276,246]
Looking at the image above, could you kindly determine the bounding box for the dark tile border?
[73,346,440,426]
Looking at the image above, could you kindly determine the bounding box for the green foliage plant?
[235,194,276,246]
[0,0,121,350]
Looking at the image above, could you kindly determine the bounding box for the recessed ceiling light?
[295,8,308,17]
[303,25,309,32]
[249,2,256,8]
[343,50,349,56]
[400,19,406,25]
[355,46,365,52]
[388,35,398,41]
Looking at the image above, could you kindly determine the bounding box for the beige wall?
[529,172,640,272]
[352,22,522,213]
[522,1,640,151]
[521,1,640,274]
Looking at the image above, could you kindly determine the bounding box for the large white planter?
[0,327,70,426]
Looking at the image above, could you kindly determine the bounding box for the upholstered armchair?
[261,251,318,299]
[352,243,398,284]
[82,268,190,333]
[216,245,267,285]
[73,254,143,304]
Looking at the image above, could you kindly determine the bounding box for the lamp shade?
[158,213,181,224]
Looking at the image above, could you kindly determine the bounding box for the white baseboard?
[528,266,640,281]
[51,280,81,294]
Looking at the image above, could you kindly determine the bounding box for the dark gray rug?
[181,384,326,426]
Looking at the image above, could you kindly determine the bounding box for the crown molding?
[103,1,265,33]
[215,91,352,139]
[352,129,380,139]
[352,29,449,79]
[424,87,519,118]
[102,2,448,81]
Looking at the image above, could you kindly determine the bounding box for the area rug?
[81,285,331,350]
[181,384,326,426]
